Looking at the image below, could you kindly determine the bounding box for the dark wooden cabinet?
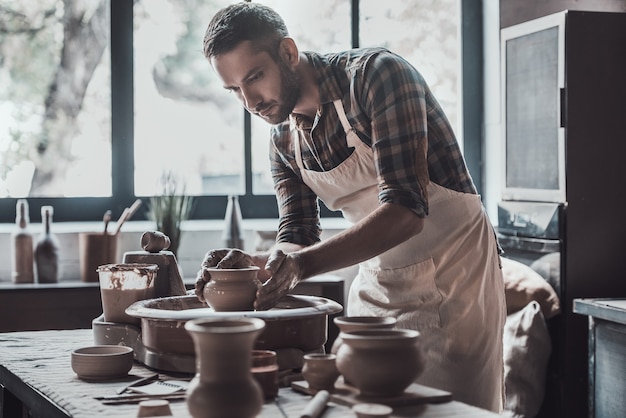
[574,299,626,418]
[500,10,626,418]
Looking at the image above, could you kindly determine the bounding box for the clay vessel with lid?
[336,329,424,397]
[202,266,260,311]
[185,317,265,418]
[331,316,397,354]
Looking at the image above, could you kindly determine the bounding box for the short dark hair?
[203,2,289,60]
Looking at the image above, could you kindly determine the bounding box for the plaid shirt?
[270,48,476,246]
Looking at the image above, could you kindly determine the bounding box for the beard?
[262,58,300,124]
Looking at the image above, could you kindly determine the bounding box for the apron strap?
[332,100,361,148]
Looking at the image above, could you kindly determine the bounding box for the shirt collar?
[289,51,346,129]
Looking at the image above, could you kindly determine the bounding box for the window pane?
[360,0,461,136]
[0,0,111,197]
[133,0,244,197]
[250,0,351,195]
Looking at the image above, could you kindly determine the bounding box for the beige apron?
[293,100,505,412]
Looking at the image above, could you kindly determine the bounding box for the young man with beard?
[196,2,505,411]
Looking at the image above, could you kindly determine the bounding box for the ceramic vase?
[302,353,340,392]
[331,316,397,354]
[203,266,260,311]
[336,329,424,397]
[185,317,265,418]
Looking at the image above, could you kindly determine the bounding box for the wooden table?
[0,329,499,418]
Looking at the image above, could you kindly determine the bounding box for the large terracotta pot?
[185,317,265,418]
[203,266,260,311]
[336,329,424,397]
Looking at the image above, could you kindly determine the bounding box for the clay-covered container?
[331,316,397,354]
[203,266,260,312]
[336,329,424,397]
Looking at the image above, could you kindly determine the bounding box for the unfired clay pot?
[336,329,424,397]
[302,353,340,392]
[202,266,260,311]
[185,317,265,418]
[331,316,397,354]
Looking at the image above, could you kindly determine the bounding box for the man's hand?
[254,250,303,310]
[194,248,255,302]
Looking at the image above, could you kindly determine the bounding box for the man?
[196,2,505,411]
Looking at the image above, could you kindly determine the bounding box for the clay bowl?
[71,345,134,380]
[331,316,397,354]
[202,266,260,311]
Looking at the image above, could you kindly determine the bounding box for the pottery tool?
[95,392,186,405]
[116,373,159,394]
[300,389,329,418]
[102,210,112,235]
[114,198,142,235]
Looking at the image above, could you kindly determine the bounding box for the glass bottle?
[34,205,60,283]
[11,199,34,284]
[222,195,244,249]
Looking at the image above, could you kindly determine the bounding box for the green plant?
[147,172,194,255]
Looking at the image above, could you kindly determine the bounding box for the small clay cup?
[251,350,279,399]
[203,266,261,311]
[302,353,340,392]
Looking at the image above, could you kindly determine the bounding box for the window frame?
[0,0,482,223]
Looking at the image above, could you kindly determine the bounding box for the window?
[0,0,473,223]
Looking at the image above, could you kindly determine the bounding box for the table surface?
[0,329,500,418]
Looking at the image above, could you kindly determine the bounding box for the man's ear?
[278,37,299,68]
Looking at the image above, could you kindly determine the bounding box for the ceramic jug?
[185,317,265,418]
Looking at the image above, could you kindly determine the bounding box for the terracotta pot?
[336,329,424,397]
[302,353,340,392]
[202,266,260,311]
[251,350,279,399]
[185,317,265,418]
[331,316,397,354]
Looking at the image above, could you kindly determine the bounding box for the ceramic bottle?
[222,195,244,249]
[10,199,34,283]
[34,205,60,283]
[185,317,265,418]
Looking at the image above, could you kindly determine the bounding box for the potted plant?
[147,172,193,256]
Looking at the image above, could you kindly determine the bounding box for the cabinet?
[499,11,626,418]
[574,299,626,418]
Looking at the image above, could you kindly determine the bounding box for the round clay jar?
[336,329,424,397]
[203,266,260,311]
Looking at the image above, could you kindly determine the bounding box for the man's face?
[211,40,300,125]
